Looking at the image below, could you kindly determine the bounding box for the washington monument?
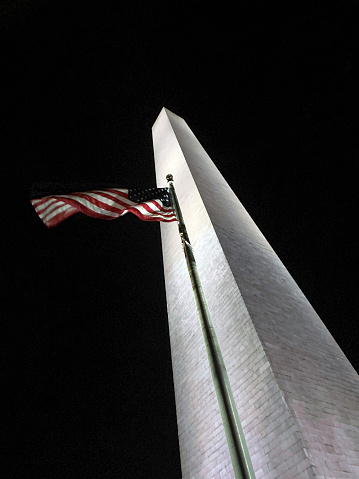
[152,108,359,478]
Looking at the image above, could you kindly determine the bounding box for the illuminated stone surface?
[152,108,359,479]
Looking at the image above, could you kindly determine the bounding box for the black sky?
[1,2,357,478]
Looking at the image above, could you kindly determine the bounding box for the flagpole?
[166,175,256,479]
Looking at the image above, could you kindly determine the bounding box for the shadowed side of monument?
[152,107,359,479]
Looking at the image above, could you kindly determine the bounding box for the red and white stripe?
[30,188,177,228]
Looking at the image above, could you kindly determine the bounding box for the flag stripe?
[39,200,69,219]
[51,195,121,217]
[45,204,79,227]
[90,190,173,215]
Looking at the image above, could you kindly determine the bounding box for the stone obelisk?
[152,108,359,479]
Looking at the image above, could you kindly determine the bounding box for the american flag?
[30,187,177,228]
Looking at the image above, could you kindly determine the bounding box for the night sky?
[2,2,357,478]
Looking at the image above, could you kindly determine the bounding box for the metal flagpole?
[166,174,256,479]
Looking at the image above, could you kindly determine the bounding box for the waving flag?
[30,187,176,228]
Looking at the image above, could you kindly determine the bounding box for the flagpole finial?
[166,174,173,182]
